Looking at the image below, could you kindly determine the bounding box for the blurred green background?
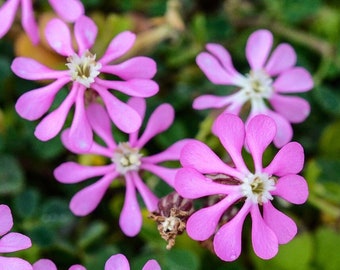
[1,0,340,269]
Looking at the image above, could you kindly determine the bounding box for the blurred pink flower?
[54,98,191,236]
[174,113,309,261]
[0,0,84,44]
[32,259,85,270]
[11,15,158,152]
[0,204,32,270]
[194,29,314,147]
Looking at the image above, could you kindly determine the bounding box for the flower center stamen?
[112,142,142,175]
[66,50,102,88]
[242,69,273,99]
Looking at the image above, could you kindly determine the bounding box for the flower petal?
[263,202,297,244]
[141,164,177,187]
[213,113,248,173]
[48,0,84,22]
[137,103,174,147]
[246,115,276,173]
[99,31,136,65]
[0,232,31,253]
[180,140,242,178]
[174,168,239,199]
[246,29,273,70]
[265,43,296,76]
[213,202,251,261]
[74,15,97,54]
[193,95,231,110]
[142,260,161,270]
[273,67,313,93]
[127,97,146,145]
[11,57,68,80]
[131,172,158,211]
[0,205,13,236]
[105,254,130,270]
[265,142,304,176]
[70,173,116,216]
[69,265,86,270]
[101,57,157,80]
[54,162,113,184]
[0,257,32,270]
[269,94,310,123]
[32,259,57,270]
[250,205,278,259]
[21,0,39,44]
[45,18,75,56]
[119,174,142,236]
[272,175,308,204]
[265,110,293,148]
[0,0,20,39]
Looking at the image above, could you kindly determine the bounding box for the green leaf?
[313,85,340,116]
[78,221,108,249]
[163,248,200,270]
[13,188,40,219]
[319,120,340,159]
[29,225,56,248]
[0,155,24,195]
[40,198,75,228]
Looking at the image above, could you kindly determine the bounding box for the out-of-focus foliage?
[1,0,340,269]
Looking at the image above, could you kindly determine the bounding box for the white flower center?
[241,172,276,204]
[241,69,273,99]
[112,142,142,175]
[66,50,102,88]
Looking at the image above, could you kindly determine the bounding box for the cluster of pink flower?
[0,0,313,268]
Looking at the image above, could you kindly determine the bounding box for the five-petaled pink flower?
[11,15,158,152]
[174,113,308,261]
[54,98,191,237]
[0,0,84,44]
[0,204,32,270]
[193,29,314,147]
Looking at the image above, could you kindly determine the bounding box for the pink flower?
[0,0,84,44]
[33,254,161,270]
[174,113,309,261]
[0,204,32,270]
[11,15,158,152]
[54,98,191,236]
[194,29,314,147]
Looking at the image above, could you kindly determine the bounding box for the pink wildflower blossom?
[54,98,190,237]
[194,29,314,147]
[174,113,309,261]
[0,0,84,44]
[11,15,158,152]
[0,204,32,270]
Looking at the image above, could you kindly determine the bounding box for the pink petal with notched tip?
[54,162,114,184]
[196,52,237,85]
[142,260,161,270]
[0,232,31,253]
[137,103,174,148]
[45,18,75,56]
[105,254,129,270]
[74,15,97,55]
[0,205,13,236]
[272,175,308,204]
[0,257,32,270]
[15,78,69,121]
[250,205,278,259]
[32,259,57,270]
[263,202,297,244]
[269,94,310,123]
[131,172,158,211]
[93,85,141,133]
[180,140,242,179]
[273,67,313,93]
[21,0,39,44]
[246,115,276,173]
[265,43,296,76]
[264,142,304,176]
[99,31,136,65]
[101,57,157,80]
[120,174,142,237]
[34,86,77,141]
[11,58,68,80]
[174,168,239,199]
[246,29,273,70]
[187,195,240,241]
[213,202,251,262]
[70,172,117,216]
[141,163,177,187]
[48,0,84,22]
[96,78,159,98]
[0,0,20,39]
[213,113,248,173]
